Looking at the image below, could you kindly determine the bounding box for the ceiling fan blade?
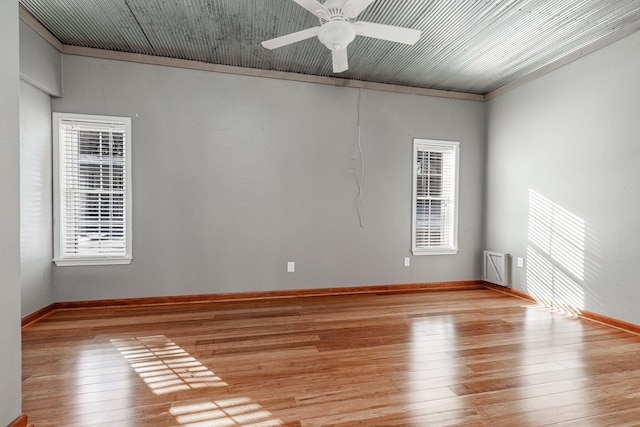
[332,48,348,73]
[262,27,320,49]
[293,0,330,18]
[355,21,421,45]
[343,0,376,18]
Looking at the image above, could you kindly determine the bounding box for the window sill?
[53,257,132,267]
[412,248,459,256]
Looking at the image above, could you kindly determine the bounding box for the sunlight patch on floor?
[111,335,284,426]
[111,335,227,394]
[169,399,283,427]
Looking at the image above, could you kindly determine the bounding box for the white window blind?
[53,113,132,266]
[412,139,459,255]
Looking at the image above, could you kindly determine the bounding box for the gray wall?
[19,22,60,317]
[19,20,62,97]
[20,80,54,316]
[53,55,486,302]
[0,1,22,424]
[485,31,640,324]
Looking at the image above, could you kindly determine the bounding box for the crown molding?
[19,5,63,52]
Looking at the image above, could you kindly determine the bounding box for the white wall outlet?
[287,261,295,273]
[404,257,410,267]
[517,257,524,268]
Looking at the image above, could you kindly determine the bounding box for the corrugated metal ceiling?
[18,0,640,95]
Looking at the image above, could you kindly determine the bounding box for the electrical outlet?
[517,257,524,268]
[287,261,295,273]
[404,257,410,267]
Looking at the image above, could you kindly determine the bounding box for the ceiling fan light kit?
[318,21,356,51]
[262,0,422,73]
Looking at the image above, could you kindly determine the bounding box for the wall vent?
[483,250,510,287]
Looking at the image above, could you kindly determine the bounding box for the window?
[53,113,132,266]
[412,139,459,255]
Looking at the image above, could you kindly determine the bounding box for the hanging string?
[351,88,365,228]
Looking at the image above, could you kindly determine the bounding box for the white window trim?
[53,112,132,266]
[411,138,460,256]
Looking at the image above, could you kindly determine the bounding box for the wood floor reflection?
[22,288,640,426]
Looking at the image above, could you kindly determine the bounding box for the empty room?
[3,0,640,426]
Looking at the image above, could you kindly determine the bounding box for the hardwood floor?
[22,288,640,426]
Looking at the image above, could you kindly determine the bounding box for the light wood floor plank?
[22,288,640,425]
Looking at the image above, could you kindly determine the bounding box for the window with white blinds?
[412,139,459,255]
[53,113,132,266]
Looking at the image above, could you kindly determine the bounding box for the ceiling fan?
[261,0,422,73]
